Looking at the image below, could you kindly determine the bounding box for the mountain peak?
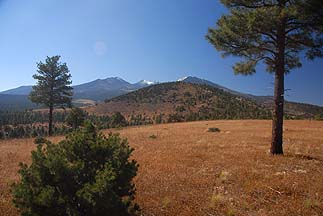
[101,77,128,82]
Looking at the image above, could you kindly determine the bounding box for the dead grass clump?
[219,170,230,183]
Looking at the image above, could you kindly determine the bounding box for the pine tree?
[110,112,127,128]
[206,0,323,154]
[66,107,87,130]
[29,56,73,136]
[12,123,139,216]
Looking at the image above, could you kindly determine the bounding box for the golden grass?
[1,120,323,215]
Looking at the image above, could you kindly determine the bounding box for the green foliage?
[175,105,186,112]
[29,56,73,107]
[167,113,185,123]
[110,112,128,128]
[0,110,67,126]
[12,123,139,216]
[128,113,153,126]
[206,0,323,75]
[154,113,164,124]
[33,136,48,145]
[0,124,72,139]
[0,110,135,140]
[66,107,87,129]
[314,114,323,121]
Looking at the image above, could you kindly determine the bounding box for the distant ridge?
[1,76,322,118]
[1,86,33,95]
[1,77,156,98]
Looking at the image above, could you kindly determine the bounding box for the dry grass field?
[1,120,323,216]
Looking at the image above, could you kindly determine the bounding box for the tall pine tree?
[206,0,323,154]
[29,56,73,136]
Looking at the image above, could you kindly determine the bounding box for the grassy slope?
[1,120,323,216]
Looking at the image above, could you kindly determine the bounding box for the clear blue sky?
[0,0,322,105]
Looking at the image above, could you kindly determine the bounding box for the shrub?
[314,114,323,121]
[12,122,139,216]
[33,136,48,145]
[208,127,221,132]
[149,134,157,139]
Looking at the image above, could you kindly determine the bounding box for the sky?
[0,0,322,105]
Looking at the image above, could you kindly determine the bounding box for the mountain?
[0,77,157,109]
[1,86,33,95]
[87,82,272,122]
[73,77,132,92]
[72,77,157,101]
[72,77,134,101]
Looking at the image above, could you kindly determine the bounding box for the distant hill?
[1,86,33,95]
[181,76,323,119]
[87,82,272,122]
[0,77,156,110]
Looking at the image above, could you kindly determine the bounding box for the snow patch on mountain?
[138,80,156,85]
[177,76,188,81]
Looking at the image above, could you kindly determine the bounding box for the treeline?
[0,108,272,140]
[0,110,66,126]
[0,110,130,139]
[0,124,71,139]
[166,107,272,123]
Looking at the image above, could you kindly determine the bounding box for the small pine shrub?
[149,134,157,139]
[208,127,221,132]
[314,114,323,121]
[12,122,139,216]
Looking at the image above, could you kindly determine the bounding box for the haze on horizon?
[0,0,322,106]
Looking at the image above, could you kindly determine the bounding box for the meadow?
[1,120,323,216]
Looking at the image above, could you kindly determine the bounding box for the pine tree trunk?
[271,70,284,154]
[48,105,53,136]
[271,6,286,155]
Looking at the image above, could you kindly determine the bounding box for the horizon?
[0,0,322,106]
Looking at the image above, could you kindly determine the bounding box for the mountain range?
[1,77,157,99]
[0,77,158,109]
[0,76,322,119]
